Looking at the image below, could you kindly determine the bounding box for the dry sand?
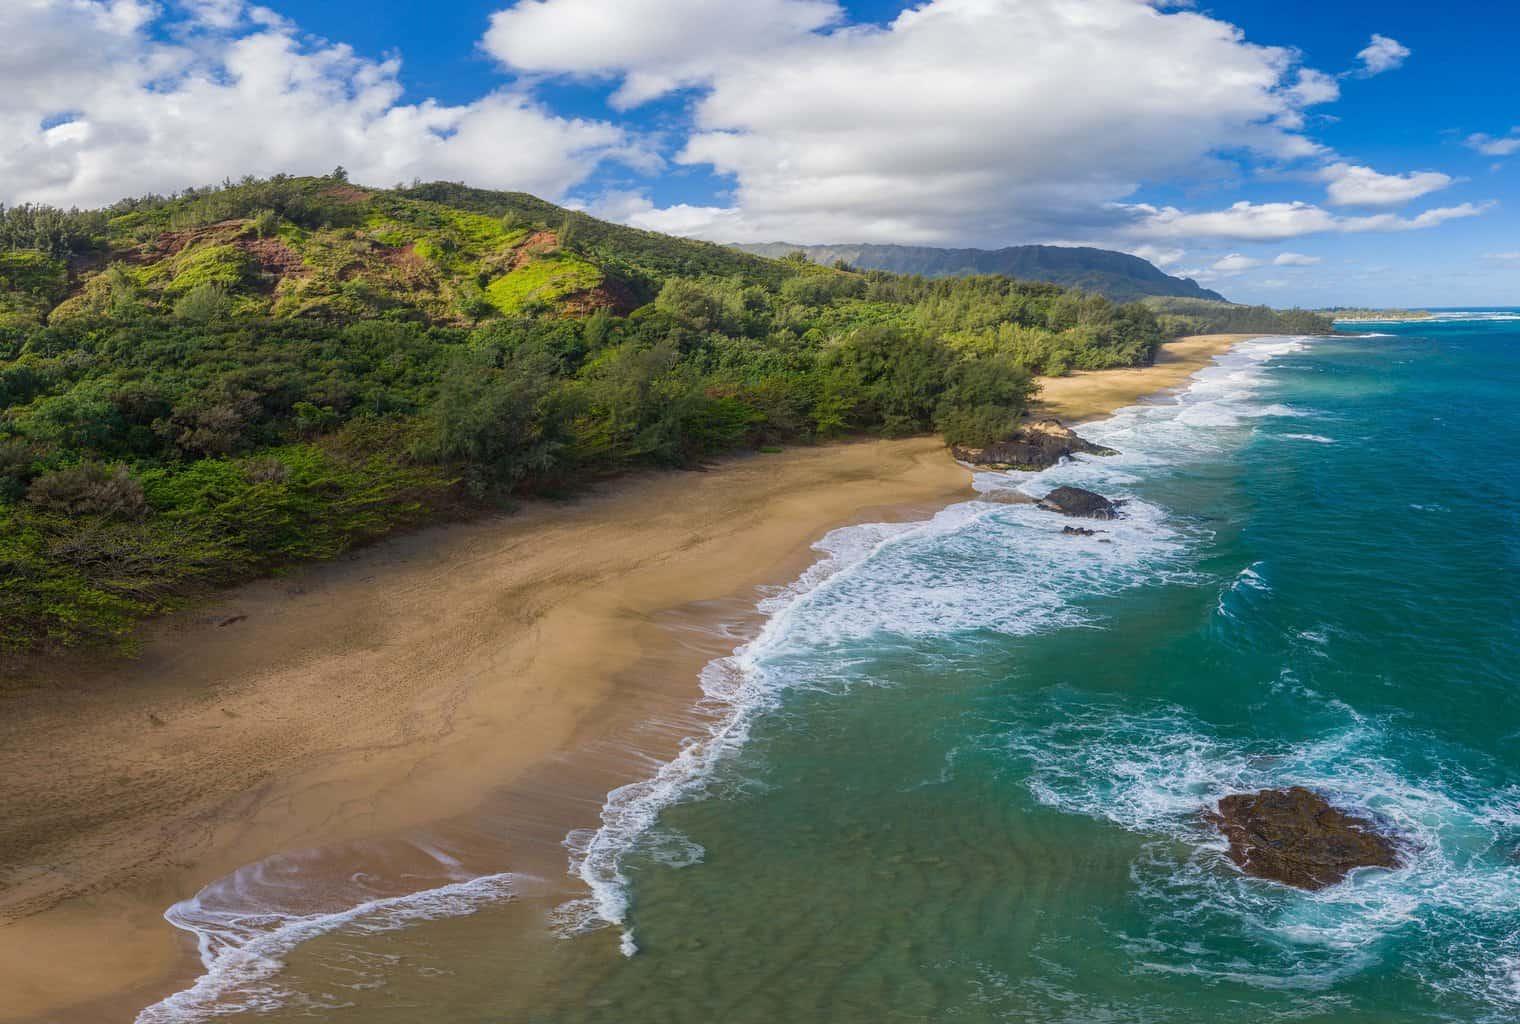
[0,335,1250,1021]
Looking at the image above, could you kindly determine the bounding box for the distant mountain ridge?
[734,242,1227,304]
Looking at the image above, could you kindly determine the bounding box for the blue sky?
[5,0,1517,307]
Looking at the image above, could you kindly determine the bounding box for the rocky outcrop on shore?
[1208,787,1402,890]
[951,419,1117,471]
[1038,486,1122,519]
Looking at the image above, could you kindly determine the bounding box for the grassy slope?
[3,176,796,331]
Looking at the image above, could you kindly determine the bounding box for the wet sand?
[0,335,1252,1021]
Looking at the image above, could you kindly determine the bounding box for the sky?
[3,0,1517,307]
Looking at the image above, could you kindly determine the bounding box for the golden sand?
[0,335,1251,1021]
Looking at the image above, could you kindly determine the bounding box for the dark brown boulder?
[1061,526,1099,537]
[1038,486,1121,519]
[1208,787,1401,890]
[951,419,1118,471]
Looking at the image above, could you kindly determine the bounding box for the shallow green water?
[142,320,1520,1023]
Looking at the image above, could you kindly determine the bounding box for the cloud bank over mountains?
[0,0,1495,276]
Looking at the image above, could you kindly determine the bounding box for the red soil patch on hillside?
[135,220,246,261]
[334,241,434,290]
[375,241,428,274]
[509,230,560,271]
[561,275,639,317]
[321,184,372,204]
[243,237,306,279]
[128,221,308,291]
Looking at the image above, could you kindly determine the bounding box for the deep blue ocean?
[140,316,1520,1023]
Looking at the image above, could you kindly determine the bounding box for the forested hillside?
[736,242,1228,303]
[1141,297,1334,336]
[1,173,1171,653]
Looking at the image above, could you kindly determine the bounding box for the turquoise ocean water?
[140,317,1520,1023]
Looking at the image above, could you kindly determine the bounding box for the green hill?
[1,177,789,329]
[1140,297,1334,336]
[735,242,1228,303]
[1,173,1176,654]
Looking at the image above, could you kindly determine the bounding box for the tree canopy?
[0,175,1201,654]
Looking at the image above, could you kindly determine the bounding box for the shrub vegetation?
[1,173,1294,653]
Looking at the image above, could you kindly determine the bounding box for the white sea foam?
[1216,561,1273,624]
[1282,433,1335,444]
[1006,699,1520,1003]
[556,500,1030,955]
[1334,312,1520,326]
[1473,952,1520,1017]
[137,851,520,1023]
[559,335,1318,955]
[1234,562,1271,591]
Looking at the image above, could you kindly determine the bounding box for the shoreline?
[0,334,1254,1022]
[1031,334,1258,422]
[1,437,972,1022]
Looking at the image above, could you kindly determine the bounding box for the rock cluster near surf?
[1208,787,1402,890]
[1038,486,1122,519]
[952,419,1117,471]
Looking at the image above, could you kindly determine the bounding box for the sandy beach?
[1033,334,1256,422]
[0,335,1251,1022]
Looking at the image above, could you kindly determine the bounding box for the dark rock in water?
[1038,486,1122,519]
[1208,787,1401,890]
[951,419,1118,471]
[1061,526,1099,537]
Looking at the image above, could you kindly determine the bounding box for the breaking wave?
[560,335,1318,956]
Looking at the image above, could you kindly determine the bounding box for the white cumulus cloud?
[1274,252,1322,266]
[1284,68,1341,107]
[179,0,249,30]
[1320,162,1453,207]
[518,0,1343,245]
[483,0,843,108]
[0,0,649,207]
[1467,129,1520,158]
[1176,252,1263,284]
[1122,199,1491,242]
[1356,34,1410,76]
[1212,253,1262,274]
[1126,244,1187,268]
